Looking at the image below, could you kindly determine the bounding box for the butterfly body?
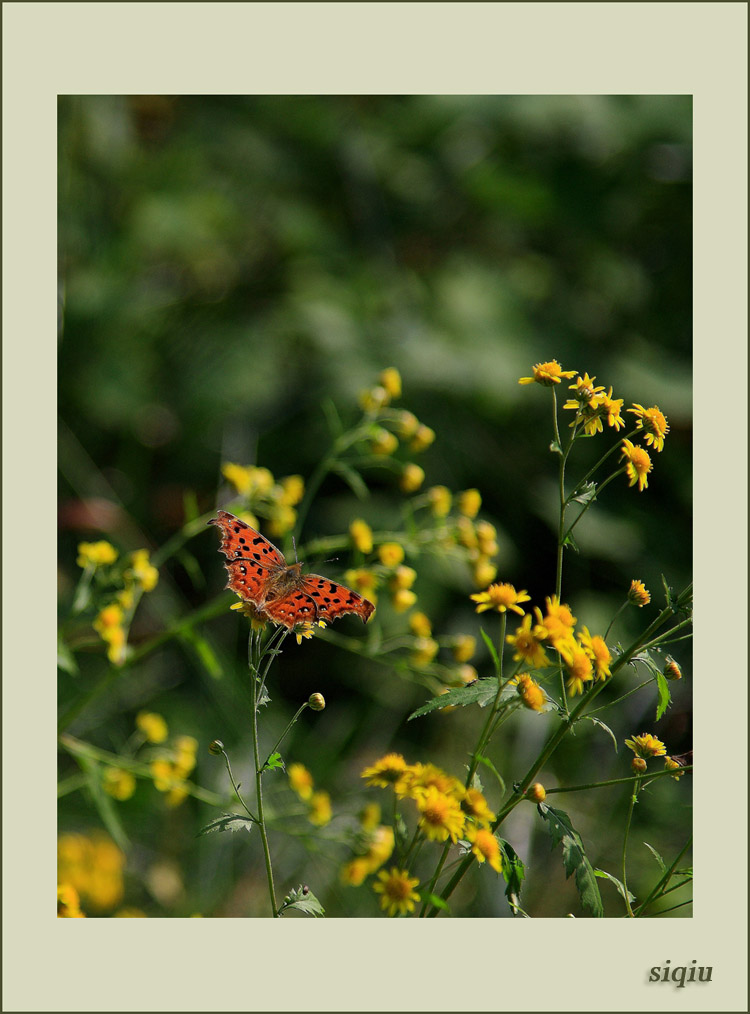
[209,510,375,629]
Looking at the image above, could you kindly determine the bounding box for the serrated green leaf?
[279,885,325,917]
[570,481,597,505]
[654,671,671,721]
[562,532,580,553]
[642,841,667,872]
[196,813,255,837]
[479,628,501,675]
[538,804,603,917]
[499,838,526,908]
[583,716,618,753]
[595,868,636,904]
[263,752,285,773]
[408,679,500,720]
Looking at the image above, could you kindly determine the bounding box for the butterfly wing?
[262,590,320,628]
[208,510,286,605]
[299,574,375,625]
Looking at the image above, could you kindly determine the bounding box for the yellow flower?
[391,588,418,613]
[460,787,495,828]
[563,372,606,410]
[664,658,682,681]
[516,673,546,711]
[93,604,127,665]
[350,519,374,554]
[427,485,452,517]
[400,463,425,493]
[507,614,550,668]
[343,568,379,604]
[288,762,314,801]
[361,753,409,790]
[408,611,432,638]
[627,404,670,452]
[475,520,498,556]
[295,620,326,645]
[129,549,159,591]
[277,474,305,506]
[620,438,653,492]
[466,827,503,873]
[404,762,463,801]
[165,784,190,808]
[370,428,399,456]
[379,367,402,399]
[76,540,118,568]
[373,868,421,917]
[58,884,86,918]
[451,635,476,663]
[577,627,612,681]
[600,388,625,431]
[341,857,372,887]
[664,757,686,780]
[308,791,332,827]
[410,636,439,668]
[391,565,416,590]
[174,736,198,776]
[534,595,577,652]
[410,424,435,452]
[416,786,466,843]
[457,663,478,684]
[221,463,274,497]
[342,825,396,885]
[457,488,482,518]
[267,504,297,537]
[136,711,169,744]
[359,802,381,832]
[150,758,177,792]
[563,644,594,697]
[519,360,577,386]
[393,410,420,439]
[472,557,497,588]
[625,733,667,759]
[359,386,390,412]
[378,542,405,568]
[113,907,148,917]
[471,582,530,616]
[628,579,651,606]
[455,516,478,550]
[57,833,124,912]
[103,767,136,801]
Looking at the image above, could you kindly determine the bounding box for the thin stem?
[248,631,278,918]
[621,775,640,917]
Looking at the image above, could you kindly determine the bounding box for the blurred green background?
[58,95,692,918]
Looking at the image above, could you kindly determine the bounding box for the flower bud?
[308,693,326,712]
[631,756,648,774]
[527,783,546,803]
[664,658,682,681]
[208,739,225,755]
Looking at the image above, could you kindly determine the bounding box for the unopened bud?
[208,739,225,755]
[527,782,546,803]
[631,756,648,774]
[308,693,326,712]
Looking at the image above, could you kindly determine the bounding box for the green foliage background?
[58,95,692,917]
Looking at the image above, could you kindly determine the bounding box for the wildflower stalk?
[633,835,693,917]
[621,774,640,917]
[248,628,280,917]
[426,583,692,915]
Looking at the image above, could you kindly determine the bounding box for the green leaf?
[179,629,223,679]
[499,839,526,911]
[263,752,285,773]
[594,868,636,904]
[642,841,667,873]
[479,627,501,675]
[583,716,618,753]
[322,398,344,439]
[654,671,671,721]
[424,893,450,914]
[331,460,369,500]
[570,481,597,505]
[279,885,325,917]
[538,803,604,917]
[408,679,502,720]
[475,754,506,794]
[57,636,79,676]
[76,754,130,852]
[196,813,255,837]
[561,531,580,553]
[549,440,563,456]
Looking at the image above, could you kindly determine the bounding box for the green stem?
[248,631,278,918]
[621,775,640,917]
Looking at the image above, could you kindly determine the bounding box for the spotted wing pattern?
[208,510,286,603]
[208,510,375,629]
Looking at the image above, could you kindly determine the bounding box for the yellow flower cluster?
[518,361,669,492]
[360,755,502,873]
[221,463,305,537]
[499,591,612,699]
[149,733,198,807]
[341,811,395,887]
[287,762,332,827]
[58,832,125,913]
[82,546,160,665]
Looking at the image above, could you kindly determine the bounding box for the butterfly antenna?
[292,535,299,563]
